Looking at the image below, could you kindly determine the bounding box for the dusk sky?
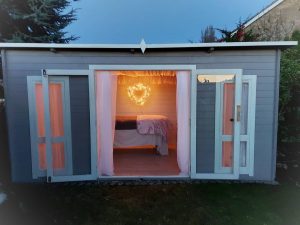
[65,0,274,44]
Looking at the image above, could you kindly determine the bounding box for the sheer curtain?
[96,71,118,176]
[176,71,190,175]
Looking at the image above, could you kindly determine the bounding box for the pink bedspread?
[137,115,169,141]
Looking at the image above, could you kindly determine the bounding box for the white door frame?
[191,69,242,179]
[89,65,196,179]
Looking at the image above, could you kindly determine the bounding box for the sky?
[65,0,274,44]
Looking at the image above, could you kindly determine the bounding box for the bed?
[113,115,169,155]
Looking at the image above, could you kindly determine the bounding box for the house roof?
[0,41,297,53]
[241,0,285,30]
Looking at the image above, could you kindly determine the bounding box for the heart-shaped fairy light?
[127,83,151,106]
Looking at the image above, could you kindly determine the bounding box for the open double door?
[27,68,255,182]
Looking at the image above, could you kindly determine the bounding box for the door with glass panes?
[191,69,242,179]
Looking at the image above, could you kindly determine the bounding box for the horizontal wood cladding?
[4,49,278,182]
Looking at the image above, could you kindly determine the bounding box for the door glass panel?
[38,143,46,170]
[52,143,65,169]
[223,83,234,135]
[35,84,45,137]
[196,74,236,175]
[240,141,247,167]
[49,84,64,137]
[241,83,249,135]
[35,82,67,172]
[222,141,233,167]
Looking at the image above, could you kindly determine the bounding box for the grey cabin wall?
[2,49,279,182]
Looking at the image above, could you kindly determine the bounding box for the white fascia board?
[0,43,140,49]
[147,41,298,49]
[0,41,297,50]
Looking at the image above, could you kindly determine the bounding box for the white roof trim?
[0,41,297,51]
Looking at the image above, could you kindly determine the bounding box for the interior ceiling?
[115,70,177,85]
[115,70,176,77]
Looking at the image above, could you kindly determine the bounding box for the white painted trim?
[88,69,98,179]
[27,76,42,179]
[190,69,197,179]
[243,75,257,176]
[42,71,53,181]
[0,41,297,50]
[45,69,89,76]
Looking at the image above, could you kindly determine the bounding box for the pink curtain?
[176,71,190,175]
[96,71,118,176]
[222,83,234,167]
[35,83,65,170]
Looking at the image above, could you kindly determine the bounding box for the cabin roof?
[0,41,297,53]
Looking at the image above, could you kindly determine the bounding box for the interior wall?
[116,76,177,145]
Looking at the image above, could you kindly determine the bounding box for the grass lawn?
[1,110,300,225]
[0,182,300,225]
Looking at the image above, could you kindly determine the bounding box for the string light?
[127,83,151,106]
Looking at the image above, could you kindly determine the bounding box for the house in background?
[243,0,300,40]
[0,41,297,183]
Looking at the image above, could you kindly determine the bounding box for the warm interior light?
[127,83,151,106]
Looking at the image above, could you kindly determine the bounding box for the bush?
[279,31,300,142]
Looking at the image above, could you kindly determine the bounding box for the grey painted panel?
[196,83,216,173]
[7,55,276,65]
[69,76,91,175]
[3,49,278,182]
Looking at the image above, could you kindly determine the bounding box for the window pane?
[240,141,247,167]
[49,84,64,137]
[241,83,249,135]
[38,143,46,170]
[222,141,233,167]
[223,83,234,135]
[52,143,65,170]
[35,84,45,137]
[38,143,66,170]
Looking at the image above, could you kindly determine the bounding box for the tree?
[216,20,258,42]
[278,31,300,142]
[0,0,78,43]
[201,25,217,43]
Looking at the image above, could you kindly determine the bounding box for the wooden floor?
[114,146,180,176]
